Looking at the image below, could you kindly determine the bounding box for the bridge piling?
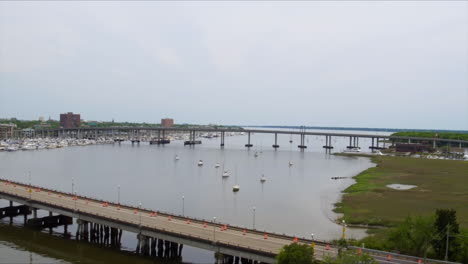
[298,133,307,149]
[220,131,225,147]
[245,132,253,148]
[272,133,279,149]
[323,136,333,149]
[157,238,164,257]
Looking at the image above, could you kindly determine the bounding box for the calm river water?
[0,129,390,264]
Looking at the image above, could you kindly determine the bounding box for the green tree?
[276,243,314,264]
[387,215,435,256]
[432,209,460,261]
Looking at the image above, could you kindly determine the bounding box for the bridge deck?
[0,179,336,261]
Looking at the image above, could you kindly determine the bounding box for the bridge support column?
[272,133,279,149]
[298,133,307,149]
[150,238,157,256]
[178,243,183,257]
[164,240,170,258]
[220,132,225,147]
[323,135,333,150]
[157,238,164,257]
[48,211,53,234]
[245,132,253,148]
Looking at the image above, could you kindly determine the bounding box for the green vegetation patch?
[392,131,468,141]
[335,156,468,228]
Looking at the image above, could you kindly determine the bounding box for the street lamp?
[117,185,120,205]
[252,206,256,229]
[342,220,346,240]
[311,233,314,240]
[28,171,32,200]
[72,177,74,194]
[74,191,77,211]
[139,202,142,227]
[213,217,216,241]
[182,196,185,216]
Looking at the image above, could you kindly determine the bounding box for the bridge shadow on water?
[0,221,193,264]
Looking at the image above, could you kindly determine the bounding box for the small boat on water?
[344,147,361,153]
[222,170,229,177]
[260,174,266,183]
[175,155,179,161]
[288,161,294,167]
[215,162,220,168]
[232,184,240,192]
[198,160,203,166]
[6,146,18,152]
[254,152,259,158]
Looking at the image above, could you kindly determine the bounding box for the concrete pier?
[220,131,225,147]
[245,132,253,148]
[323,135,333,149]
[298,133,307,149]
[272,133,279,149]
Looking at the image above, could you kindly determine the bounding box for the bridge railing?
[0,188,279,257]
[348,246,461,264]
[0,178,331,247]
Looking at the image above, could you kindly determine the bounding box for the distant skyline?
[1,2,467,130]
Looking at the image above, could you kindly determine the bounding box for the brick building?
[161,118,174,128]
[60,112,81,129]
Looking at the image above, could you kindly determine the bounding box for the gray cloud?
[0,2,467,129]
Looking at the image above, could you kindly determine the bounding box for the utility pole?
[445,224,450,261]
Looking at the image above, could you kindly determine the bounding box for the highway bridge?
[0,178,458,264]
[32,127,468,150]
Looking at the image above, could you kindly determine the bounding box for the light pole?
[28,171,32,200]
[74,191,77,211]
[139,202,142,227]
[252,206,256,229]
[72,177,74,194]
[213,217,216,241]
[311,233,314,240]
[342,220,346,240]
[182,196,185,216]
[117,185,120,205]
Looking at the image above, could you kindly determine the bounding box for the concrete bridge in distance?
[0,178,457,264]
[34,127,468,150]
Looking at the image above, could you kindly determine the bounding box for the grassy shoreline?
[334,154,468,229]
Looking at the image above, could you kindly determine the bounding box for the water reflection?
[0,129,387,263]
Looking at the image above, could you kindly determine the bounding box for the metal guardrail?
[0,178,330,246]
[348,246,462,264]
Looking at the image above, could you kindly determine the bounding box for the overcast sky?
[0,1,467,130]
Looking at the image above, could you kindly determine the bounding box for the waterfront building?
[22,128,35,138]
[60,112,81,129]
[161,118,174,128]
[0,123,16,139]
